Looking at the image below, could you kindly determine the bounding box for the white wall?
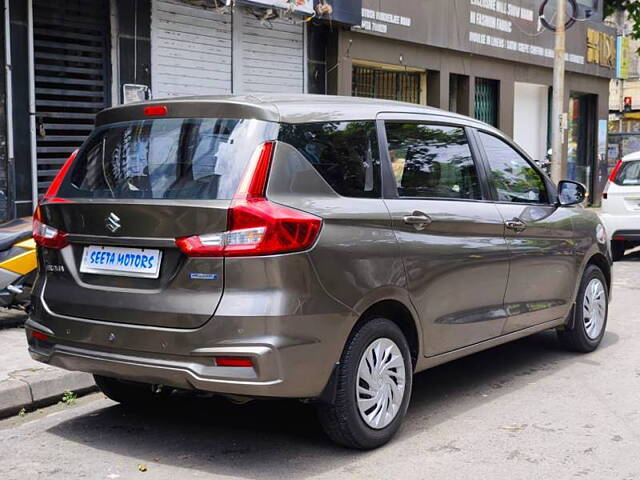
[513,83,549,161]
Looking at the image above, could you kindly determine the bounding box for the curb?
[0,369,97,418]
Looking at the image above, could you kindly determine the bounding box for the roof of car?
[96,93,490,129]
[623,150,640,162]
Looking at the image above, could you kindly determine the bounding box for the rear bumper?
[611,230,640,242]
[600,213,640,242]
[27,327,283,396]
[26,298,354,399]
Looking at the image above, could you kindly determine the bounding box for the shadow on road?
[47,329,619,479]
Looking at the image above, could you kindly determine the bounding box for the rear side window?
[384,122,482,199]
[278,121,381,198]
[59,118,278,200]
[614,161,640,186]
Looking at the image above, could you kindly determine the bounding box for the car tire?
[611,240,626,262]
[94,375,171,406]
[317,317,413,449]
[557,265,608,353]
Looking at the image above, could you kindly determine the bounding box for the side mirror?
[557,180,586,206]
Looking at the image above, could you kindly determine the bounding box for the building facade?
[608,11,640,163]
[2,0,360,218]
[0,0,615,219]
[324,0,615,205]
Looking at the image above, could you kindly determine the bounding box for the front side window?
[59,118,278,200]
[385,122,482,199]
[479,132,548,204]
[278,121,381,198]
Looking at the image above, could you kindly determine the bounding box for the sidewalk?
[0,310,95,417]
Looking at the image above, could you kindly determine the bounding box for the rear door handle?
[505,218,527,232]
[403,211,432,231]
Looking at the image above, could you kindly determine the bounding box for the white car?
[601,150,640,261]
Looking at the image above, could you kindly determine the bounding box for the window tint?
[384,123,482,199]
[60,118,277,200]
[479,132,548,203]
[614,160,640,186]
[278,121,380,198]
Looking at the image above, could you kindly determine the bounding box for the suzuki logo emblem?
[105,212,121,233]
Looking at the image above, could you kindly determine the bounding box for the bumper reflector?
[214,356,253,367]
[30,330,50,342]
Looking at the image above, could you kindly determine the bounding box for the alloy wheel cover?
[355,337,406,429]
[583,278,606,340]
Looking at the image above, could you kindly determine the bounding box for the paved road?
[1,253,639,480]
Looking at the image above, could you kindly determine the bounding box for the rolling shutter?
[33,0,111,195]
[151,1,305,97]
[151,0,232,98]
[236,9,304,94]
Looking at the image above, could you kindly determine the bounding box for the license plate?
[80,245,162,279]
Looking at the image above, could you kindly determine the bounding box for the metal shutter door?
[236,9,304,94]
[33,0,111,196]
[151,0,232,98]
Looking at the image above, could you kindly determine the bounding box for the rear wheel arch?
[352,299,420,369]
[316,298,420,405]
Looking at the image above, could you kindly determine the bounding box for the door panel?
[386,199,510,356]
[496,204,577,333]
[476,130,578,333]
[381,120,510,357]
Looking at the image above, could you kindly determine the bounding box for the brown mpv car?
[27,95,611,449]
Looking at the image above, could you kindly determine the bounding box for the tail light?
[33,206,69,249]
[32,150,76,249]
[608,159,623,183]
[176,142,322,257]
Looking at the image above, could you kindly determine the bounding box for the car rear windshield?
[58,118,278,200]
[614,160,640,186]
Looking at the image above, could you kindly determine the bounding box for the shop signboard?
[616,35,630,79]
[586,28,616,69]
[353,0,615,79]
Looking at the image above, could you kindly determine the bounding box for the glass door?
[567,93,597,200]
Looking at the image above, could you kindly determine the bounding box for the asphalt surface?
[1,252,639,480]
